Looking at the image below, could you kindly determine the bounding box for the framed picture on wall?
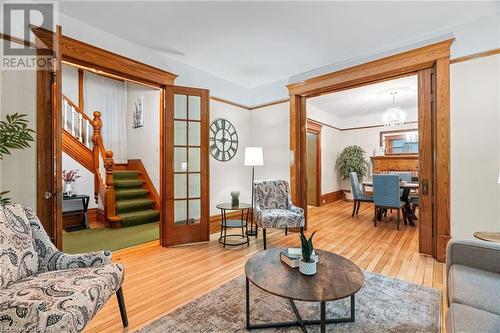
[133,96,144,128]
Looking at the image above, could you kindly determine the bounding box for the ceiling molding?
[450,48,500,64]
[210,96,289,111]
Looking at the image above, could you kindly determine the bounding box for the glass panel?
[174,148,187,172]
[188,122,200,146]
[188,174,201,198]
[188,95,201,120]
[188,148,200,172]
[174,174,187,199]
[174,121,187,145]
[188,199,201,224]
[174,200,187,225]
[174,94,187,119]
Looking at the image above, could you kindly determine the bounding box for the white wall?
[0,67,37,209]
[62,152,97,210]
[209,100,252,215]
[62,64,78,103]
[320,126,342,195]
[250,102,290,183]
[125,82,161,191]
[450,54,500,238]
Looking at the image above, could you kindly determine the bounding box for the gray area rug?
[137,271,440,332]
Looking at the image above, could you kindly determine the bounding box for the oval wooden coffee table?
[244,248,364,333]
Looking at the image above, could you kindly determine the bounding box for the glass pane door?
[165,86,209,245]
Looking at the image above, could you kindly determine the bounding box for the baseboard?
[209,211,249,234]
[320,190,344,205]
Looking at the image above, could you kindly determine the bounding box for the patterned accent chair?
[253,180,305,249]
[0,204,128,333]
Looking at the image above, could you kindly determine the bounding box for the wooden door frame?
[288,39,453,262]
[32,27,177,248]
[306,120,322,206]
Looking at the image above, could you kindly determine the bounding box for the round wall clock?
[209,118,238,162]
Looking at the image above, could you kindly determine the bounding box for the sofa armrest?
[45,250,113,271]
[289,204,304,215]
[446,238,500,276]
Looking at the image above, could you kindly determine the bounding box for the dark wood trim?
[210,96,291,111]
[78,68,84,111]
[379,128,418,155]
[210,96,249,110]
[320,190,344,205]
[306,118,418,132]
[288,39,453,262]
[307,120,322,207]
[249,98,290,110]
[450,48,500,64]
[62,129,94,172]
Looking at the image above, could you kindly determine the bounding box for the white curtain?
[84,72,128,163]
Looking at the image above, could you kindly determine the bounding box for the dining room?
[305,74,421,241]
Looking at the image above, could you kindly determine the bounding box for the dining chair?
[389,171,412,182]
[350,172,373,217]
[372,174,407,230]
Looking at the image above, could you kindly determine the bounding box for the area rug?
[137,271,440,333]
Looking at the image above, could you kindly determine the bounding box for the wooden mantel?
[371,155,419,173]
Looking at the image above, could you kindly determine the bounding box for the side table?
[217,203,252,248]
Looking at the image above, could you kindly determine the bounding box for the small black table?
[63,195,90,230]
[217,203,252,248]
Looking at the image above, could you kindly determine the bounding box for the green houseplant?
[299,229,317,275]
[0,113,35,203]
[336,145,368,200]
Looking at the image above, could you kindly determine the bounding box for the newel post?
[104,151,115,189]
[92,111,102,204]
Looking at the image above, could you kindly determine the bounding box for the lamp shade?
[244,147,264,166]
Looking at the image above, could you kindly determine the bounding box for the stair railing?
[92,111,121,225]
[62,95,93,149]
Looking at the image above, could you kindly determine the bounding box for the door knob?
[44,191,54,199]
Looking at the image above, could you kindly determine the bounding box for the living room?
[0,1,499,333]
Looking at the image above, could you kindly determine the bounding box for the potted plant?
[0,113,35,204]
[336,145,368,201]
[299,229,317,276]
[62,169,81,197]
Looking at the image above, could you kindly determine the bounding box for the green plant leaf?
[335,145,368,182]
[0,113,35,160]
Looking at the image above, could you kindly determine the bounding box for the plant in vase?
[62,169,81,197]
[336,145,368,201]
[299,229,317,276]
[231,191,240,207]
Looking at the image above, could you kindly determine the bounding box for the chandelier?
[383,92,406,127]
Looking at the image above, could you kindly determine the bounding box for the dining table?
[362,180,419,226]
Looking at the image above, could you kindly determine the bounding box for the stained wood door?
[164,86,210,245]
[32,26,63,248]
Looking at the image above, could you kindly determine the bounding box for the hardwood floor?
[84,200,446,333]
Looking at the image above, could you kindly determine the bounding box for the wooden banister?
[62,94,93,123]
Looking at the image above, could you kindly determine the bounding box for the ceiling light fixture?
[383,91,406,127]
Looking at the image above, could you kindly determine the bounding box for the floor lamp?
[244,147,264,237]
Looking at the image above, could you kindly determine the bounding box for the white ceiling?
[308,75,418,118]
[59,1,498,88]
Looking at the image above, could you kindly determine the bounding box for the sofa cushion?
[0,263,124,333]
[259,209,304,228]
[0,204,39,288]
[446,303,500,333]
[448,264,500,315]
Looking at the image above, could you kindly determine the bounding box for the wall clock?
[209,118,238,162]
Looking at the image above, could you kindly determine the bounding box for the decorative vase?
[231,191,240,207]
[64,182,73,197]
[299,258,317,276]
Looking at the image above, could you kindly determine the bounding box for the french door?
[164,86,210,245]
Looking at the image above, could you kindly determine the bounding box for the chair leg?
[263,228,267,250]
[352,200,357,217]
[396,209,401,231]
[373,205,377,225]
[356,201,361,215]
[285,226,288,235]
[116,287,128,327]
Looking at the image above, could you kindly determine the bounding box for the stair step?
[119,210,160,228]
[116,198,154,214]
[114,179,144,188]
[115,188,150,200]
[113,170,141,180]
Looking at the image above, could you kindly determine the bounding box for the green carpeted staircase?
[113,170,159,228]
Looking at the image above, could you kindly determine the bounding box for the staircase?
[61,95,160,228]
[113,171,159,227]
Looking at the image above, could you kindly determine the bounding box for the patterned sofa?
[0,204,128,332]
[254,180,305,249]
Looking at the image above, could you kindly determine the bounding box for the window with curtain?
[84,71,128,163]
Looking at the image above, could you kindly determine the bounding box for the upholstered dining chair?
[0,203,128,333]
[372,174,407,230]
[349,172,373,217]
[253,180,305,249]
[389,171,413,182]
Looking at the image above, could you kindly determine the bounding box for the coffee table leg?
[320,301,326,333]
[246,277,250,329]
[351,294,355,322]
